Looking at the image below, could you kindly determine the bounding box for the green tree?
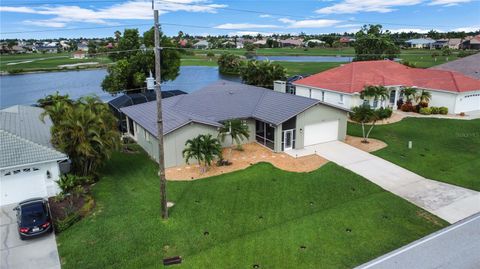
[360,85,389,108]
[40,95,121,176]
[441,46,452,56]
[109,29,140,61]
[401,87,417,103]
[102,27,180,93]
[218,119,250,152]
[415,90,432,104]
[218,53,243,74]
[182,134,222,173]
[354,24,400,61]
[87,41,97,57]
[240,60,287,89]
[349,105,392,143]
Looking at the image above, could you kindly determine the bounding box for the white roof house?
[0,105,68,206]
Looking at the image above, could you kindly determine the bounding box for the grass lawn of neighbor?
[348,118,480,191]
[57,146,446,269]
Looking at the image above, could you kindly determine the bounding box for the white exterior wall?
[295,85,354,109]
[429,91,457,113]
[0,161,62,206]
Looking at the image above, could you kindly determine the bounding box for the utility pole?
[152,0,168,219]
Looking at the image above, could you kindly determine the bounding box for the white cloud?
[215,23,280,29]
[316,0,423,14]
[282,19,341,28]
[0,0,227,27]
[228,31,274,36]
[428,0,471,6]
[259,14,272,18]
[278,18,295,24]
[388,28,432,33]
[335,23,362,28]
[452,26,480,32]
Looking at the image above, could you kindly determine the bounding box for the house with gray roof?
[0,105,68,206]
[121,81,349,168]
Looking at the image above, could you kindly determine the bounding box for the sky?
[0,0,479,39]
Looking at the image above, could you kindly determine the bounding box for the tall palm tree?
[349,105,378,143]
[182,134,222,173]
[401,87,417,103]
[183,136,204,171]
[218,119,250,151]
[415,90,432,104]
[360,86,389,108]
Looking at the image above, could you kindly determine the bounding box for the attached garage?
[1,166,48,206]
[457,92,480,113]
[304,120,339,146]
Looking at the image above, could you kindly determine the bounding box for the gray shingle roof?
[431,53,480,80]
[121,80,342,136]
[0,105,67,169]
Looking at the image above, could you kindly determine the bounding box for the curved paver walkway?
[286,141,480,224]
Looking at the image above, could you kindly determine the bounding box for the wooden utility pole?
[153,0,168,219]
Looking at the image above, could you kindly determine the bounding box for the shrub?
[439,107,448,115]
[430,106,440,114]
[401,103,414,112]
[56,174,79,194]
[431,52,440,58]
[206,51,215,58]
[54,212,80,233]
[419,107,432,115]
[377,107,393,118]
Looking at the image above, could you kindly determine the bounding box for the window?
[128,117,135,136]
[339,94,344,104]
[322,91,325,101]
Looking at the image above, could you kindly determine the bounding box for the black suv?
[14,198,53,240]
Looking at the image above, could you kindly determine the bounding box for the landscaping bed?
[56,148,447,269]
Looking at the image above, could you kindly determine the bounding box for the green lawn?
[348,118,480,191]
[279,61,343,75]
[0,53,112,73]
[57,147,446,269]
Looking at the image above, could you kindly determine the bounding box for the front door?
[284,129,294,151]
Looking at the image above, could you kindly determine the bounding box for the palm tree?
[360,86,389,108]
[182,134,222,173]
[415,90,432,105]
[349,105,392,143]
[401,87,417,103]
[218,119,250,151]
[41,95,120,176]
[240,60,287,89]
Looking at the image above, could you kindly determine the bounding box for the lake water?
[0,66,240,109]
[254,55,353,62]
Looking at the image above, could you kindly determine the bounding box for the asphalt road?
[356,213,480,269]
[1,204,60,269]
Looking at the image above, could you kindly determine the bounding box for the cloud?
[428,0,471,6]
[228,31,274,36]
[388,28,432,33]
[259,14,272,18]
[0,0,227,27]
[335,23,362,28]
[452,26,480,32]
[215,23,280,29]
[280,18,341,28]
[316,0,423,14]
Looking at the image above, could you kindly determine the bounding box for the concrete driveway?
[286,141,480,224]
[1,204,61,269]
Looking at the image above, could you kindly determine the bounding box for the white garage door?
[459,93,480,113]
[1,167,47,206]
[304,120,339,146]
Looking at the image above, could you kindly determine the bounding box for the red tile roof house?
[292,60,480,114]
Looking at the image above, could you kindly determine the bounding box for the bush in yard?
[430,107,440,114]
[56,174,82,194]
[439,107,448,115]
[376,107,393,119]
[419,107,432,115]
[401,103,415,112]
[206,51,215,58]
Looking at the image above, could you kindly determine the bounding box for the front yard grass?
[348,118,480,191]
[57,147,446,268]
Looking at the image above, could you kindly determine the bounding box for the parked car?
[14,198,53,240]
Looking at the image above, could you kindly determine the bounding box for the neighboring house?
[108,90,187,132]
[339,37,355,44]
[432,38,463,49]
[461,35,480,50]
[36,46,57,53]
[293,60,480,114]
[279,38,303,47]
[431,52,480,80]
[253,39,267,46]
[405,38,436,49]
[121,81,348,168]
[77,43,89,52]
[274,75,311,95]
[0,105,68,206]
[10,45,26,54]
[72,50,86,59]
[304,39,325,47]
[193,40,210,49]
